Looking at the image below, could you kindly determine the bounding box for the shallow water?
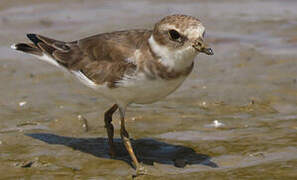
[0,0,296,179]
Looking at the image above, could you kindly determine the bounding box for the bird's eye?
[168,29,181,40]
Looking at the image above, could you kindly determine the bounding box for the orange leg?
[119,107,147,175]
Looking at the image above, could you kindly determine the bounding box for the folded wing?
[12,30,151,88]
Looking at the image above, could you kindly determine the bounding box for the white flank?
[148,35,197,71]
[71,70,99,89]
[116,72,145,88]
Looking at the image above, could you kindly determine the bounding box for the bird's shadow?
[26,133,218,169]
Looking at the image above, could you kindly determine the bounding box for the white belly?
[93,73,188,106]
[72,70,188,106]
[122,76,187,104]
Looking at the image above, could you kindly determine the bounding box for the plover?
[11,14,213,175]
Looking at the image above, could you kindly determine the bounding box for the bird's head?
[150,14,213,63]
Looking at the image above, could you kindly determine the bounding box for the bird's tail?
[11,33,61,55]
[11,34,71,67]
[11,42,43,56]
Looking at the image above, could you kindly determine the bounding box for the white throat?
[148,35,197,71]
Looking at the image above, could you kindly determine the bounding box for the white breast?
[148,35,197,71]
[112,72,188,105]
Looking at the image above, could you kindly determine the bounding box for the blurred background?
[0,0,296,179]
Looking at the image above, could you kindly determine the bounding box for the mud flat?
[0,0,296,179]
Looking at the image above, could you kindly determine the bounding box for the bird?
[11,14,213,175]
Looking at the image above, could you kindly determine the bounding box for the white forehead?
[160,23,205,39]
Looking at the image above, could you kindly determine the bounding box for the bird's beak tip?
[203,48,214,55]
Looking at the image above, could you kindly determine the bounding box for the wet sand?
[0,0,297,179]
